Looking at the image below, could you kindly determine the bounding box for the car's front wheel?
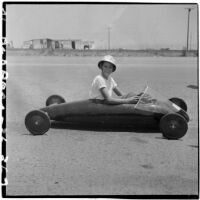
[159,113,188,139]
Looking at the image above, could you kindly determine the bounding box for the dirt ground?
[5,56,198,196]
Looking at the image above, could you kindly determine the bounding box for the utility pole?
[185,8,194,51]
[190,33,192,50]
[108,27,111,50]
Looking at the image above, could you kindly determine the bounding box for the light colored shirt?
[89,75,117,100]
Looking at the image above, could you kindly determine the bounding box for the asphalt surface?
[6,56,198,196]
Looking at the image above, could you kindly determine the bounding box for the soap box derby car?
[25,87,189,140]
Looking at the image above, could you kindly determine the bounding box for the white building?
[23,38,94,50]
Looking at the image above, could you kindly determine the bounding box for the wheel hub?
[170,121,177,129]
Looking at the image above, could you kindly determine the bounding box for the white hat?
[98,55,116,72]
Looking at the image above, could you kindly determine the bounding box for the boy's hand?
[127,95,140,104]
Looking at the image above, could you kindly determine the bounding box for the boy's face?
[101,61,114,77]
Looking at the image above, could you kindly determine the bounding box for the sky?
[6,3,198,49]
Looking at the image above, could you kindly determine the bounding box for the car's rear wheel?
[160,113,188,139]
[46,95,65,106]
[169,97,187,112]
[25,110,51,135]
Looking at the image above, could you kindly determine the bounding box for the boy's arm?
[100,87,139,105]
[113,86,123,96]
[113,87,138,99]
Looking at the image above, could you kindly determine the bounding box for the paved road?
[6,56,198,195]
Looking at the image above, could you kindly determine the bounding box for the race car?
[25,87,189,140]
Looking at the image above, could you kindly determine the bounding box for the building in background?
[23,39,52,49]
[56,40,71,49]
[23,40,33,49]
[6,41,14,49]
[82,41,94,49]
[23,38,94,50]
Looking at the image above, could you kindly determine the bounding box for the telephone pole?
[108,27,111,50]
[185,8,194,51]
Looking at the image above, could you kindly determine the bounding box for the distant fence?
[6,49,198,57]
